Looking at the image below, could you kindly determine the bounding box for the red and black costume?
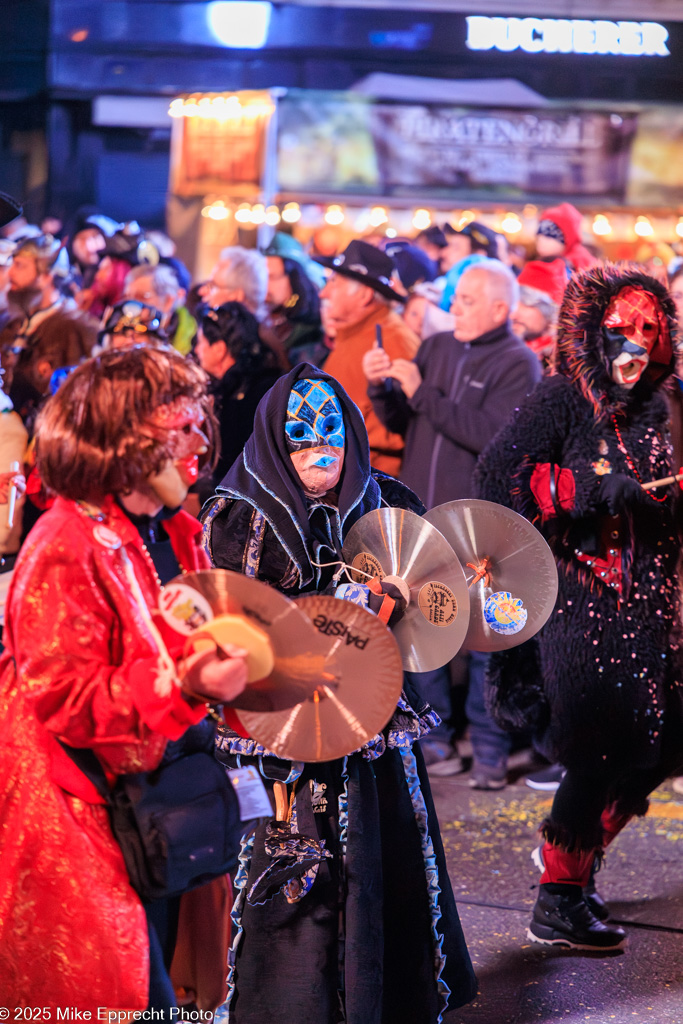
[475,265,683,947]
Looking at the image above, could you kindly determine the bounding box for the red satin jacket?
[0,497,209,1010]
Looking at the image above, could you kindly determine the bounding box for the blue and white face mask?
[285,379,345,453]
[285,379,345,497]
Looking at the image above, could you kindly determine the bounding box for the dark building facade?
[4,2,683,224]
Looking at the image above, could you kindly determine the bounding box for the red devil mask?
[602,286,671,390]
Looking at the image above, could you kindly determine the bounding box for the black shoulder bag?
[60,718,241,901]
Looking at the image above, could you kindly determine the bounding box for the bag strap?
[57,739,111,803]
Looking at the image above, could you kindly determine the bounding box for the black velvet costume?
[474,265,683,850]
[202,364,477,1024]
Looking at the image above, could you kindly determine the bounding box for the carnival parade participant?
[0,345,249,1009]
[201,364,477,1024]
[475,264,683,950]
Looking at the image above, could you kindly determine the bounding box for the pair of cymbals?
[423,499,558,652]
[342,502,558,662]
[342,508,471,672]
[167,570,403,762]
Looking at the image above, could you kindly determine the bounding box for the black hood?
[554,262,676,421]
[216,363,382,588]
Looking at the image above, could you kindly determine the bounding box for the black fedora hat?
[0,191,22,230]
[314,239,404,303]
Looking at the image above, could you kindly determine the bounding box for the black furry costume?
[475,264,683,850]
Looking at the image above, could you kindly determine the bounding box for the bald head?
[453,259,519,343]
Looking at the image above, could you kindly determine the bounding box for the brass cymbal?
[165,570,333,712]
[341,507,470,672]
[238,595,404,762]
[423,499,558,652]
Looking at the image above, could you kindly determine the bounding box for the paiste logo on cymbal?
[312,614,372,649]
[418,582,458,627]
[350,551,385,584]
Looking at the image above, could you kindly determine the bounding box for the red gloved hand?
[530,463,576,519]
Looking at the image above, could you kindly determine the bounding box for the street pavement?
[431,763,683,1024]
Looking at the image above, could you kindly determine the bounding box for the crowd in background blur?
[2,195,683,789]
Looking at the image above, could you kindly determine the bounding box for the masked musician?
[0,346,248,1009]
[201,364,477,1024]
[475,265,683,951]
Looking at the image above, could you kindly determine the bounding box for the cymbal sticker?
[350,551,385,584]
[418,582,458,627]
[484,591,528,635]
[159,583,214,635]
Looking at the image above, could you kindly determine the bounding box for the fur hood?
[554,262,676,420]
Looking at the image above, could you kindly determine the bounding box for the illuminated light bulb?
[265,205,281,226]
[182,97,200,117]
[412,208,431,231]
[208,201,230,221]
[634,216,654,237]
[234,203,252,224]
[501,212,522,234]
[250,204,266,225]
[592,214,612,236]
[458,210,475,230]
[368,206,388,228]
[324,205,345,226]
[211,95,240,120]
[676,218,683,239]
[207,2,273,50]
[281,203,301,224]
[168,99,185,118]
[385,227,398,238]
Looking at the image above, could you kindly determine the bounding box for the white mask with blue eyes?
[285,379,346,497]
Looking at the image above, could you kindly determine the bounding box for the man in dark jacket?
[363,259,541,784]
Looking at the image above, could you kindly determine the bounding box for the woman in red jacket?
[0,345,247,1010]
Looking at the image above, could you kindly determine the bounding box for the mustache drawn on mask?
[290,446,344,497]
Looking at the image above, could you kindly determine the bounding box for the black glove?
[598,472,646,515]
[367,580,408,629]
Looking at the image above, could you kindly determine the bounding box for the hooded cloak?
[204,363,421,591]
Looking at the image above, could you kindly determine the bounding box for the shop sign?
[276,95,636,202]
[465,17,670,57]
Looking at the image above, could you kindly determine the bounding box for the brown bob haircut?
[36,344,217,503]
